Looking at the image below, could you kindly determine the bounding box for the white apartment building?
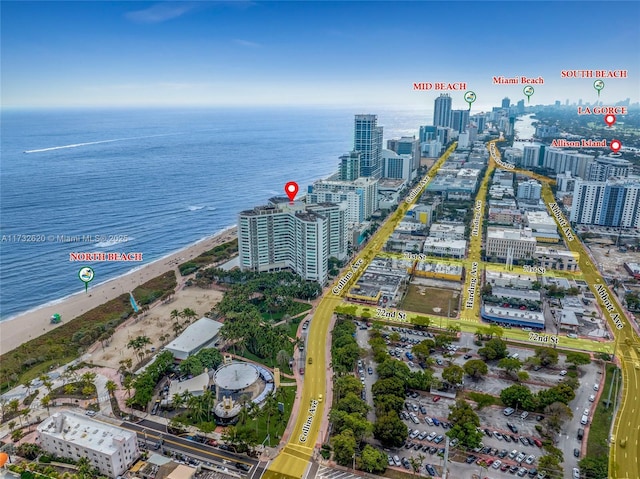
[37,410,139,478]
[238,198,348,285]
[380,149,413,181]
[422,237,467,258]
[586,156,631,182]
[570,178,640,228]
[517,179,542,200]
[525,211,558,234]
[534,247,580,272]
[543,149,593,178]
[308,177,379,225]
[486,227,537,260]
[429,223,465,240]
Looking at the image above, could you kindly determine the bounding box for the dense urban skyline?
[2,1,639,108]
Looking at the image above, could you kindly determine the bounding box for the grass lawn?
[401,285,460,317]
[238,350,293,375]
[587,363,619,458]
[259,301,312,322]
[236,386,297,446]
[286,317,302,338]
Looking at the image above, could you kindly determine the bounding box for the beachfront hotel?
[238,198,348,285]
[37,410,139,478]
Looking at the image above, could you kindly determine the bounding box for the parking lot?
[357,325,602,478]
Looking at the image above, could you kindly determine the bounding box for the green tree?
[412,340,435,360]
[336,393,369,416]
[566,351,591,367]
[517,371,529,382]
[105,380,117,395]
[578,456,608,479]
[332,429,357,467]
[538,454,562,477]
[498,357,523,377]
[500,384,536,410]
[335,376,363,400]
[359,444,388,473]
[372,377,405,398]
[478,338,508,360]
[377,359,410,381]
[373,412,408,448]
[373,394,404,416]
[537,383,576,408]
[535,346,559,367]
[442,364,465,386]
[41,395,52,415]
[409,454,425,475]
[463,359,488,379]
[447,399,483,449]
[179,355,204,376]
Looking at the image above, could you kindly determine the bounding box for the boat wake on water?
[23,133,183,153]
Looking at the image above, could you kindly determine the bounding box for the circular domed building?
[212,357,275,424]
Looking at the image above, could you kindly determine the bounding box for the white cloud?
[233,39,261,48]
[125,2,198,24]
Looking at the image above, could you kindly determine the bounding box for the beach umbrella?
[51,313,61,323]
[0,452,9,467]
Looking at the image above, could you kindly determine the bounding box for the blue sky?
[2,1,639,109]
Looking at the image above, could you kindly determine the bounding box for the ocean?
[0,107,429,320]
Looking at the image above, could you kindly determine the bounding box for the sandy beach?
[0,226,237,355]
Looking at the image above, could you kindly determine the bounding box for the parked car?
[504,407,515,416]
[507,422,518,433]
[432,395,441,402]
[492,460,502,470]
[525,455,536,465]
[574,448,580,458]
[426,464,437,476]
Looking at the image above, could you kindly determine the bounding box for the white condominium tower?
[570,178,640,228]
[307,177,379,225]
[238,198,347,285]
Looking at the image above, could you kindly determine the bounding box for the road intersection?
[265,140,636,479]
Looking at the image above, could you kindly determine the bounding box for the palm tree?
[118,358,133,376]
[187,394,205,424]
[127,335,151,363]
[172,393,185,410]
[182,308,197,324]
[170,309,181,324]
[106,380,117,396]
[122,375,134,401]
[41,395,52,415]
[77,457,93,479]
[80,372,97,389]
[276,350,290,369]
[172,322,184,337]
[247,401,261,434]
[263,395,279,444]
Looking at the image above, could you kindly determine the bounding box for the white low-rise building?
[429,223,465,240]
[37,410,139,478]
[422,238,466,258]
[165,317,223,361]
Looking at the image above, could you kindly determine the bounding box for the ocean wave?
[188,205,205,211]
[95,237,133,248]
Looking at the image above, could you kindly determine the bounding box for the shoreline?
[0,225,237,355]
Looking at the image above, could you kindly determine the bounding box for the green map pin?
[594,80,604,97]
[464,91,476,110]
[523,86,534,103]
[78,266,95,293]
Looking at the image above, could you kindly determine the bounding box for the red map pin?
[610,139,622,153]
[604,114,616,127]
[284,181,299,201]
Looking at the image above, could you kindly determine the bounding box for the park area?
[400,285,460,317]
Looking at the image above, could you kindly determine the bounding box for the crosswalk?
[312,466,361,479]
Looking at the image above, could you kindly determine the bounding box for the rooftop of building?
[165,317,223,354]
[423,237,467,248]
[535,246,579,259]
[558,310,580,326]
[487,227,534,240]
[168,371,210,398]
[430,223,465,233]
[37,410,136,454]
[491,287,541,301]
[482,305,545,326]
